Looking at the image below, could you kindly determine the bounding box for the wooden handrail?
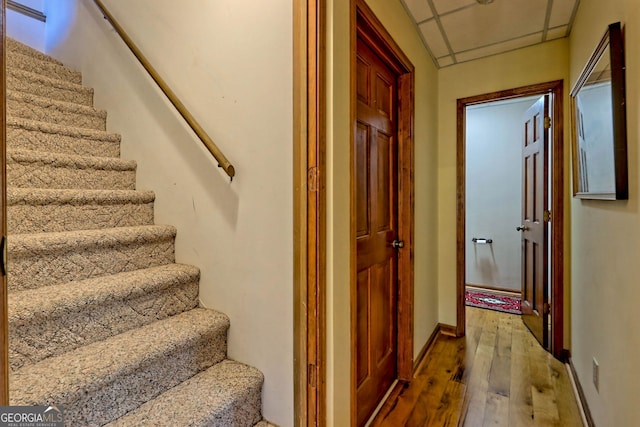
[92,0,235,180]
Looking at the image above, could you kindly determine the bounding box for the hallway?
[371,307,584,426]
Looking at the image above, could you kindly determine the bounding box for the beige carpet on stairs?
[6,37,268,427]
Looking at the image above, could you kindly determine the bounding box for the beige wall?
[325,0,440,424]
[437,40,570,329]
[44,0,293,424]
[569,0,640,424]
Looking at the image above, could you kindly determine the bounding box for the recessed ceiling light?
[476,0,495,4]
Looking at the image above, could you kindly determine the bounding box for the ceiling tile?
[441,0,547,52]
[549,0,577,28]
[546,25,568,40]
[401,0,433,23]
[419,19,450,58]
[432,0,475,15]
[455,32,542,63]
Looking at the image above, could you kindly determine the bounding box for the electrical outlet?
[592,357,599,392]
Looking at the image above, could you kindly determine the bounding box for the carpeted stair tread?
[8,225,177,291]
[253,421,278,427]
[108,360,263,427]
[7,188,154,205]
[7,188,155,233]
[8,51,82,84]
[7,149,134,171]
[7,149,136,190]
[10,308,230,426]
[8,224,174,254]
[7,117,121,158]
[8,67,94,106]
[9,264,200,371]
[8,90,106,130]
[8,38,64,65]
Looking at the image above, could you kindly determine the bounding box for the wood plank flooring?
[370,307,583,426]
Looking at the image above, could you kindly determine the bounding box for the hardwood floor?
[370,307,584,426]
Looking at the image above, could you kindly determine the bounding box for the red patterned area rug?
[465,288,521,314]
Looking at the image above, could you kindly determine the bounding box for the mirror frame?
[570,22,628,200]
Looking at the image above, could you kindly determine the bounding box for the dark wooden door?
[355,37,399,426]
[520,95,549,348]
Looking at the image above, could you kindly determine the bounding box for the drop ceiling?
[400,0,580,68]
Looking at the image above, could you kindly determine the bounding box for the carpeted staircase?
[6,38,268,426]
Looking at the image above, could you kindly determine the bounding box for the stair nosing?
[7,188,155,206]
[8,38,64,65]
[7,149,136,171]
[7,117,121,143]
[107,360,263,427]
[9,264,200,325]
[8,67,93,95]
[8,51,81,84]
[8,225,177,256]
[10,308,230,402]
[7,90,106,119]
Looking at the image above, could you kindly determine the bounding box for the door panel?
[355,37,399,427]
[356,123,370,238]
[521,95,549,348]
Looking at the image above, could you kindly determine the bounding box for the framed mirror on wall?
[570,21,628,200]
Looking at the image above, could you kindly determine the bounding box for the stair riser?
[8,74,93,106]
[205,384,262,427]
[8,202,154,233]
[14,327,228,426]
[8,239,175,291]
[7,163,136,190]
[10,280,199,371]
[9,52,81,84]
[8,97,106,131]
[8,125,120,158]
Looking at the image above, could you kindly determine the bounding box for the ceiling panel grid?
[401,0,580,68]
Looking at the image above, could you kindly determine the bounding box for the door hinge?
[544,302,551,315]
[308,363,317,388]
[544,210,552,222]
[308,167,318,192]
[544,116,551,129]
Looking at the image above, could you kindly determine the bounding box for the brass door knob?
[392,239,405,249]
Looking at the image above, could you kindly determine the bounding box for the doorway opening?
[464,94,541,311]
[456,81,565,359]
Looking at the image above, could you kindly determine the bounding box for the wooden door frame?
[1,0,8,405]
[294,0,326,425]
[351,0,415,423]
[456,80,565,359]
